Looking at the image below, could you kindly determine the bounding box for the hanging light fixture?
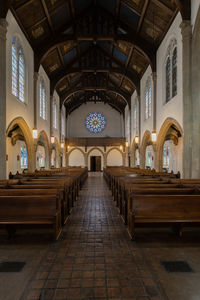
[120,145,123,151]
[51,136,55,144]
[151,131,157,142]
[125,141,129,147]
[61,142,64,149]
[135,136,139,144]
[32,129,38,139]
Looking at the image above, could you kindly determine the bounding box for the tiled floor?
[1,172,200,300]
[22,172,164,300]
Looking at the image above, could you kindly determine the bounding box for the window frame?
[39,78,47,120]
[11,37,26,103]
[145,77,152,120]
[165,39,177,104]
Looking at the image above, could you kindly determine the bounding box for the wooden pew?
[0,195,62,240]
[128,194,200,239]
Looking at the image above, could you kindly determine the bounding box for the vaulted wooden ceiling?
[4,0,190,114]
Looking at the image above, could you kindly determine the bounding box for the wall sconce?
[61,142,64,149]
[51,136,55,144]
[125,141,129,147]
[151,131,157,142]
[32,129,38,139]
[135,136,139,144]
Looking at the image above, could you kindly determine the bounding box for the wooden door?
[96,156,101,171]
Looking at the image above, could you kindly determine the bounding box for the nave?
[1,173,200,300]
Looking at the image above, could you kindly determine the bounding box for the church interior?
[0,0,200,299]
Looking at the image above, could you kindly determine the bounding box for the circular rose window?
[85,112,106,133]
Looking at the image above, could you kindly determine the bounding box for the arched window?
[166,57,171,103]
[145,78,151,120]
[61,112,65,136]
[165,39,177,103]
[12,37,25,102]
[133,104,137,129]
[40,79,46,120]
[53,99,57,129]
[20,145,28,169]
[172,47,177,98]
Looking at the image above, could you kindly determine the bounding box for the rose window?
[85,112,106,133]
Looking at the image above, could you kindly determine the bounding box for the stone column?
[180,21,192,178]
[0,19,8,179]
[152,72,158,171]
[32,72,39,172]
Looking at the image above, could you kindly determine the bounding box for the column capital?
[0,19,8,40]
[180,20,192,39]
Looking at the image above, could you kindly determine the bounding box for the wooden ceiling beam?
[151,0,174,16]
[40,0,54,33]
[120,0,141,16]
[137,0,150,34]
[174,0,191,20]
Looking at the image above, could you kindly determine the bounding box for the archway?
[130,141,139,167]
[6,117,34,177]
[106,147,124,166]
[87,147,105,171]
[156,118,183,174]
[36,130,50,170]
[68,148,86,167]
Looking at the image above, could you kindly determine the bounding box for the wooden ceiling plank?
[40,0,54,33]
[15,0,35,11]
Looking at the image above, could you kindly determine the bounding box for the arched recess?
[106,147,124,166]
[156,118,183,173]
[36,130,50,169]
[87,147,105,171]
[67,147,86,167]
[51,137,60,168]
[6,117,35,175]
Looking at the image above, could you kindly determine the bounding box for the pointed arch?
[156,118,183,171]
[140,130,152,169]
[36,130,50,169]
[6,117,34,172]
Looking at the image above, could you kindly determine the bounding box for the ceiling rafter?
[137,0,150,34]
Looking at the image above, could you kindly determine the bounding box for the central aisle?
[23,172,164,300]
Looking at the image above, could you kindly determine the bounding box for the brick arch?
[67,147,86,167]
[36,130,50,169]
[6,117,35,172]
[140,130,152,169]
[106,147,124,166]
[156,118,183,171]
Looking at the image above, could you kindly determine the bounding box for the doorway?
[90,156,101,171]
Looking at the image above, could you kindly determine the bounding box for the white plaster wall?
[6,10,34,132]
[124,105,131,144]
[191,0,200,30]
[67,103,123,137]
[52,90,60,143]
[140,65,154,139]
[6,138,27,177]
[130,90,139,145]
[87,148,104,171]
[156,13,183,135]
[69,149,85,167]
[107,149,123,166]
[37,66,50,138]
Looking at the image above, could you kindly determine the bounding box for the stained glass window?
[163,146,170,168]
[38,151,45,167]
[61,113,65,136]
[20,146,28,169]
[40,79,46,120]
[145,78,151,120]
[53,99,57,129]
[166,57,171,103]
[172,47,177,98]
[146,151,152,167]
[12,37,25,102]
[85,113,106,133]
[133,105,137,129]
